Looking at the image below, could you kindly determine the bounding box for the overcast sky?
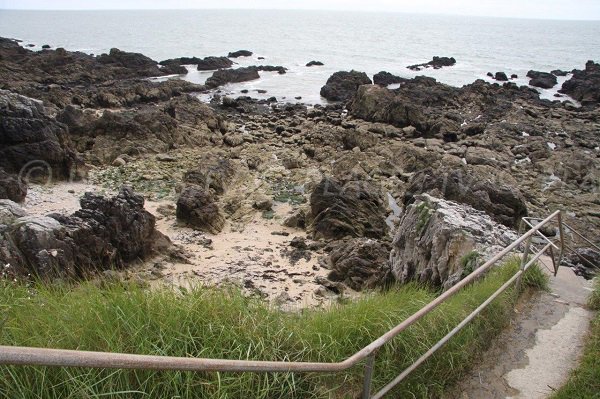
[1,0,600,20]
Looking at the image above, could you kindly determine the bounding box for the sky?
[1,0,600,21]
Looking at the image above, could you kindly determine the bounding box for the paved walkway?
[444,258,594,399]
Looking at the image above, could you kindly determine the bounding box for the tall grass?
[0,258,547,399]
[551,278,600,399]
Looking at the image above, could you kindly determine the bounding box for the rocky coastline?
[1,36,598,307]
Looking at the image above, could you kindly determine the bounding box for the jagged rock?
[551,69,568,77]
[373,71,406,86]
[205,67,260,88]
[0,89,82,180]
[228,50,253,58]
[0,186,165,280]
[196,56,234,71]
[176,185,225,234]
[256,65,287,74]
[0,168,26,202]
[320,70,372,102]
[0,199,27,224]
[310,177,388,240]
[306,60,324,67]
[527,70,557,89]
[327,238,391,290]
[159,56,203,65]
[560,60,600,105]
[390,194,518,289]
[403,166,528,228]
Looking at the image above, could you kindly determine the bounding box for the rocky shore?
[1,37,598,307]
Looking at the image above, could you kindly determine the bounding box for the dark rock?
[527,70,557,89]
[408,56,456,71]
[0,186,165,280]
[160,62,188,75]
[97,48,163,77]
[205,67,260,88]
[511,74,518,79]
[196,56,234,71]
[256,65,287,74]
[41,44,50,49]
[228,50,253,58]
[327,238,391,291]
[159,56,203,65]
[176,185,225,234]
[310,177,388,240]
[320,70,372,102]
[306,60,324,67]
[560,60,600,105]
[487,72,494,78]
[403,166,528,228]
[373,71,406,86]
[0,90,82,180]
[0,168,26,202]
[551,69,568,77]
[494,72,509,81]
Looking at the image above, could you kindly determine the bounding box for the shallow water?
[1,9,599,103]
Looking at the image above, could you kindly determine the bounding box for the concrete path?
[444,258,594,399]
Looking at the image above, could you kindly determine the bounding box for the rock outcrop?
[228,50,253,58]
[560,60,600,105]
[0,186,165,280]
[306,61,324,67]
[389,194,518,289]
[196,56,234,71]
[309,177,388,240]
[0,168,26,202]
[407,56,456,71]
[320,70,372,102]
[527,70,558,89]
[0,89,81,180]
[327,238,391,291]
[373,71,406,86]
[176,185,226,234]
[403,166,528,229]
[205,67,261,88]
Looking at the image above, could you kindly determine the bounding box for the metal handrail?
[0,210,564,398]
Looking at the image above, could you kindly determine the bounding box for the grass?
[551,278,600,399]
[0,258,547,399]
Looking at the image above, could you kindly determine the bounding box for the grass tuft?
[0,258,546,398]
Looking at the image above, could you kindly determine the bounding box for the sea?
[1,9,599,104]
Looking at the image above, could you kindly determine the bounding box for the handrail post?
[557,211,565,269]
[517,236,532,291]
[362,353,377,399]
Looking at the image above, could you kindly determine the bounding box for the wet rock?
[407,56,456,71]
[320,70,372,102]
[228,50,253,58]
[176,185,225,234]
[256,65,287,75]
[196,56,234,71]
[327,238,391,291]
[0,90,82,180]
[403,166,528,229]
[494,72,509,81]
[160,62,188,75]
[373,71,406,86]
[560,60,600,105]
[97,48,164,77]
[310,177,388,240]
[551,69,568,77]
[527,70,557,89]
[205,67,260,88]
[390,194,518,289]
[306,60,324,67]
[0,168,27,202]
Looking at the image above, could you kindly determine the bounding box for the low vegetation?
[551,278,600,399]
[0,258,547,398]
